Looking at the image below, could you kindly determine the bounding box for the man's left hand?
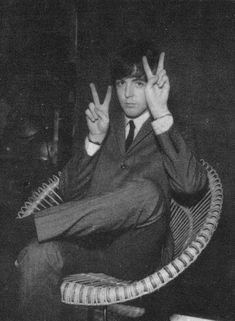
[142,52,170,119]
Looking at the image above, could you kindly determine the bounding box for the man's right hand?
[85,83,112,144]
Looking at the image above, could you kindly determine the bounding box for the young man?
[11,40,207,321]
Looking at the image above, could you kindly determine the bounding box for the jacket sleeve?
[59,145,100,202]
[156,124,208,204]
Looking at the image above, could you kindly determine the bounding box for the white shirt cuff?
[151,114,174,135]
[85,137,101,156]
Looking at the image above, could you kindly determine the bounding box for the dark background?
[0,0,234,320]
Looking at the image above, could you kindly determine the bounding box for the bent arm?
[60,84,111,201]
[152,120,208,204]
[59,144,101,201]
[143,51,207,201]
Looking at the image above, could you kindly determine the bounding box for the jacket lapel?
[128,117,153,152]
[110,104,153,154]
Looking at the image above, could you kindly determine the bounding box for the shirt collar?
[125,110,150,133]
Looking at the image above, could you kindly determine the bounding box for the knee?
[134,179,164,205]
[133,180,166,224]
[143,180,161,197]
[17,239,64,272]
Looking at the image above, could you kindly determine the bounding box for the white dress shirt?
[85,111,173,156]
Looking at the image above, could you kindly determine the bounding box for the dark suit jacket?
[59,107,207,204]
[33,107,207,279]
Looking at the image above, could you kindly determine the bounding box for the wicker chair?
[17,160,223,321]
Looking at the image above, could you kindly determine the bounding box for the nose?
[124,83,133,98]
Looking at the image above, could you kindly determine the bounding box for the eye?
[135,81,145,88]
[116,79,125,87]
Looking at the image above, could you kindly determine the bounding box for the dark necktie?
[125,120,135,151]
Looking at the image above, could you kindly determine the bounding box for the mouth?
[125,103,136,107]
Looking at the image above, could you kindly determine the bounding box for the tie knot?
[129,120,135,130]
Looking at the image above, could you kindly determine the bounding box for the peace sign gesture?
[85,83,112,144]
[142,52,170,119]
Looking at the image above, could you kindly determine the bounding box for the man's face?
[115,77,148,118]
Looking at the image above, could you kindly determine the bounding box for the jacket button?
[120,163,126,169]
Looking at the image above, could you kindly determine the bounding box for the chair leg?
[87,307,94,321]
[103,306,108,321]
[87,306,107,321]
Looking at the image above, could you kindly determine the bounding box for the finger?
[142,56,153,80]
[90,83,100,106]
[156,69,166,85]
[95,108,109,121]
[146,75,159,87]
[89,102,99,120]
[85,109,96,123]
[156,52,165,74]
[103,86,112,108]
[157,75,169,88]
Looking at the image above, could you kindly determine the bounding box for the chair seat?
[61,273,134,306]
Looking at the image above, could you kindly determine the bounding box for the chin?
[124,112,139,119]
[125,110,144,119]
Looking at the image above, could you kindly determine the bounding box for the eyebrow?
[116,77,146,82]
[132,78,146,81]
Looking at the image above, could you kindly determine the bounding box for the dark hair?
[110,39,160,85]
